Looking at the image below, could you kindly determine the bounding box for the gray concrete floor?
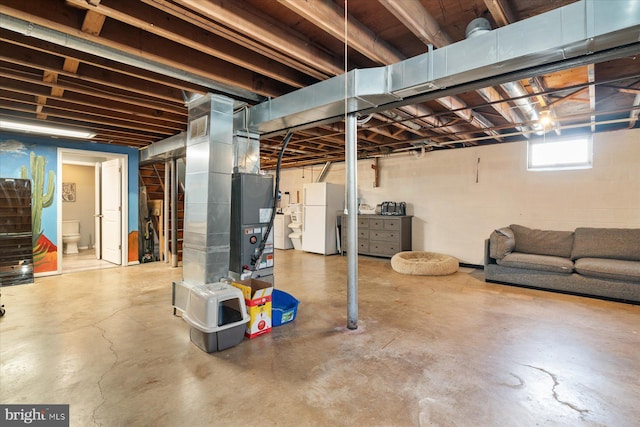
[1,250,639,426]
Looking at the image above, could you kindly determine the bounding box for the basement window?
[527,136,592,171]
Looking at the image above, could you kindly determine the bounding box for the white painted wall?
[275,128,640,265]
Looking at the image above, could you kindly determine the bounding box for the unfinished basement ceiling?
[1,0,639,169]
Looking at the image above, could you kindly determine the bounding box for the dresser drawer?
[358,240,369,253]
[358,217,370,228]
[383,219,401,230]
[369,230,400,242]
[369,218,384,229]
[341,227,369,239]
[369,242,400,256]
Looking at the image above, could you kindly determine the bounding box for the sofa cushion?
[510,224,574,258]
[571,228,640,261]
[575,258,640,282]
[489,227,515,260]
[497,252,574,274]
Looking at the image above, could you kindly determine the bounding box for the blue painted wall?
[0,133,139,272]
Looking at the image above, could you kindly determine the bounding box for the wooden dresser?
[340,214,412,258]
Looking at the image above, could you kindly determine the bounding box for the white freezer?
[302,182,344,255]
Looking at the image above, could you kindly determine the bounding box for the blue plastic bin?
[272,289,299,326]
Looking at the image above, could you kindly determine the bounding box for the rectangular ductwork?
[139,132,186,165]
[239,0,640,136]
[238,67,400,134]
[182,94,235,286]
[233,130,261,174]
[173,94,235,312]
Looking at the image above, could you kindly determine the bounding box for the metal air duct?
[173,94,235,312]
[139,132,186,165]
[476,86,528,134]
[500,81,542,132]
[242,1,640,135]
[463,17,541,135]
[465,18,491,39]
[315,162,332,183]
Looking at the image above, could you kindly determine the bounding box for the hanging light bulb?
[539,109,554,127]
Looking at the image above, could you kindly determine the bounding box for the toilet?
[62,220,81,254]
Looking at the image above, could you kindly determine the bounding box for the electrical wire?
[250,130,294,275]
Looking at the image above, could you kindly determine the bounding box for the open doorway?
[57,148,128,274]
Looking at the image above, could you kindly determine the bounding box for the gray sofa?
[484,225,640,303]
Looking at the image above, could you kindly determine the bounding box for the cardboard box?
[232,278,273,338]
[232,278,273,304]
[245,300,272,338]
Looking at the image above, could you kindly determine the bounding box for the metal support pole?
[163,160,170,263]
[170,158,178,268]
[346,113,358,330]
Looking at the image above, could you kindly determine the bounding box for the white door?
[101,158,122,265]
[94,162,102,260]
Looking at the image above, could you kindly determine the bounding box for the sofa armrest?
[484,239,497,267]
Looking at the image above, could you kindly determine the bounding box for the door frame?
[57,148,129,274]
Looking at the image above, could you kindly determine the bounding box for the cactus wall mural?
[20,151,57,272]
[2,134,140,274]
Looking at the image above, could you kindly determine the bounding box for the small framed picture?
[62,182,76,202]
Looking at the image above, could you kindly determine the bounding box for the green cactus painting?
[20,151,55,264]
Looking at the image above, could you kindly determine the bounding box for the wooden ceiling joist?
[0,0,636,165]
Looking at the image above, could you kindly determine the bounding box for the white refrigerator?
[302,182,344,255]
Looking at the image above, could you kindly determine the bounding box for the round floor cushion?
[391,251,459,276]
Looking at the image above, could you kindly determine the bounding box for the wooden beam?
[36,70,58,118]
[0,28,209,98]
[617,87,640,94]
[0,84,184,128]
[278,0,404,65]
[66,0,316,89]
[39,3,105,119]
[81,10,106,35]
[0,67,185,115]
[171,0,342,77]
[0,109,161,144]
[140,0,330,81]
[0,0,291,98]
[378,0,452,48]
[483,0,516,27]
[0,99,180,134]
[371,158,379,188]
[0,39,189,106]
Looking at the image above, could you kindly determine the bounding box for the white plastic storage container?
[183,283,249,352]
